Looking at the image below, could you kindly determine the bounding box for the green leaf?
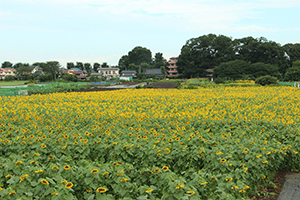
[87,194,95,200]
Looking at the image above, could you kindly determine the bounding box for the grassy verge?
[0,81,27,86]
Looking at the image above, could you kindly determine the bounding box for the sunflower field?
[0,87,300,199]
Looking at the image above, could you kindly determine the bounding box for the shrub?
[255,75,278,86]
[214,77,225,84]
[38,74,53,82]
[175,81,181,88]
[4,75,16,81]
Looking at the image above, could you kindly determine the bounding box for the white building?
[97,68,120,79]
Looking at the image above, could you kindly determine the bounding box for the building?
[167,57,179,77]
[30,66,44,76]
[145,69,164,77]
[97,68,120,79]
[120,70,137,80]
[0,68,17,80]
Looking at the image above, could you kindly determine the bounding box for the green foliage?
[284,60,300,81]
[38,74,53,82]
[255,75,278,86]
[214,77,225,84]
[177,34,235,78]
[175,81,181,88]
[1,61,13,68]
[62,73,79,82]
[128,46,152,66]
[4,75,16,82]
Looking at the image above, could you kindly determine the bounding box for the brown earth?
[72,81,293,199]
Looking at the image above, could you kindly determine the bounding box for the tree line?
[176,34,300,81]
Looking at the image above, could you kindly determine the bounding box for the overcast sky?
[0,0,299,67]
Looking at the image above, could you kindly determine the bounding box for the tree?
[76,62,84,70]
[118,55,130,71]
[247,62,281,79]
[13,62,24,69]
[214,60,250,80]
[2,61,13,68]
[285,60,300,81]
[84,63,92,72]
[177,34,235,78]
[101,62,109,68]
[153,53,166,68]
[160,66,167,79]
[67,62,75,69]
[93,63,100,71]
[16,66,32,75]
[234,37,288,75]
[41,61,60,80]
[283,43,300,68]
[32,62,47,69]
[128,46,152,66]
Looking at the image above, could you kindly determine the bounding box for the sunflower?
[154,169,160,173]
[6,175,13,178]
[145,189,153,193]
[91,169,99,173]
[52,166,58,170]
[96,187,107,193]
[61,180,67,184]
[48,156,54,159]
[186,191,195,194]
[120,178,128,182]
[64,165,70,170]
[162,166,169,171]
[220,159,226,163]
[41,179,49,185]
[65,182,74,189]
[102,172,109,176]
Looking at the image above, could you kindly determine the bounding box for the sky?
[0,0,299,68]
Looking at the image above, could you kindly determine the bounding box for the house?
[67,68,87,79]
[167,57,179,77]
[97,68,120,79]
[0,68,9,80]
[120,70,137,80]
[30,66,43,74]
[145,69,164,77]
[3,68,17,76]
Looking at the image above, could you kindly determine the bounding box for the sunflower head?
[65,182,74,189]
[96,187,107,193]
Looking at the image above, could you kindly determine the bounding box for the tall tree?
[76,62,84,70]
[13,62,24,69]
[283,43,300,68]
[128,46,152,66]
[84,63,92,75]
[285,60,300,81]
[41,61,60,80]
[101,62,108,68]
[118,55,130,71]
[1,61,13,68]
[234,37,288,75]
[93,63,100,71]
[67,62,75,69]
[16,66,32,75]
[153,52,166,68]
[177,34,235,78]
